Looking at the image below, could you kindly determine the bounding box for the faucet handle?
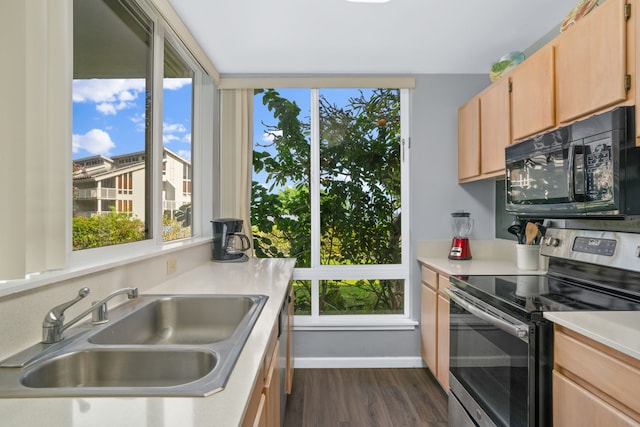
[44,287,90,326]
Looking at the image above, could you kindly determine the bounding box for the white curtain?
[219,89,255,255]
[0,0,70,280]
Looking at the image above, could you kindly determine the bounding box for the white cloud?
[178,150,191,161]
[96,102,117,115]
[163,78,192,90]
[163,134,180,144]
[182,133,191,143]
[72,129,116,155]
[163,122,186,133]
[262,130,283,142]
[73,78,145,116]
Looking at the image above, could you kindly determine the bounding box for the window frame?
[254,88,413,329]
[70,0,215,266]
[0,0,217,297]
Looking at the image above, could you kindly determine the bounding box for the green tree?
[252,88,403,314]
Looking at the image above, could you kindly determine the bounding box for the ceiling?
[168,0,579,76]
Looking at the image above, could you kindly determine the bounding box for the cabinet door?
[511,44,555,140]
[263,340,281,427]
[252,394,267,427]
[420,283,438,373]
[286,286,294,394]
[553,371,639,427]
[480,77,511,175]
[458,97,480,181]
[436,294,450,390]
[556,0,627,124]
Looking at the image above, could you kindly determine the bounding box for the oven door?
[447,287,532,427]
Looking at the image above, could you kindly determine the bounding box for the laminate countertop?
[0,257,295,427]
[544,311,640,360]
[416,239,547,276]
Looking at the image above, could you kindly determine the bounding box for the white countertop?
[0,257,295,427]
[544,311,640,360]
[416,239,547,276]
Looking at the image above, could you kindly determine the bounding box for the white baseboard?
[294,356,426,369]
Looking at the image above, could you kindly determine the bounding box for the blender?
[449,211,473,260]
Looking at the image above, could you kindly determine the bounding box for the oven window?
[450,299,529,427]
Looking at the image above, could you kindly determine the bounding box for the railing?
[163,200,177,211]
[75,188,117,200]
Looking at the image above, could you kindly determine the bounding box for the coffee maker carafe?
[211,218,251,262]
[449,211,473,260]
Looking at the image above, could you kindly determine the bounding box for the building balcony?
[75,187,117,200]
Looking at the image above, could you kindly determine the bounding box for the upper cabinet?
[457,76,511,183]
[511,45,555,140]
[480,77,511,175]
[457,97,480,182]
[556,0,629,124]
[457,0,637,183]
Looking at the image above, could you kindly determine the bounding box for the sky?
[72,78,193,162]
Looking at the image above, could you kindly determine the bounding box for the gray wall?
[293,74,494,363]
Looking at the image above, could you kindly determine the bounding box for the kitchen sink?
[90,295,259,345]
[0,293,268,397]
[21,349,216,388]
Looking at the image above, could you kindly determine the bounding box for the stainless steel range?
[447,227,640,427]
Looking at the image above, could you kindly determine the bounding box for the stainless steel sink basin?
[0,293,268,397]
[90,295,259,345]
[21,349,216,388]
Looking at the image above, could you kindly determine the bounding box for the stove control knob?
[544,237,560,247]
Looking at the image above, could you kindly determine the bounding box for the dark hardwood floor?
[283,368,448,427]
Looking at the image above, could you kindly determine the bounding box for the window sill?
[293,315,418,331]
[0,237,212,299]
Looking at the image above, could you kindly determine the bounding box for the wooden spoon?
[525,222,539,245]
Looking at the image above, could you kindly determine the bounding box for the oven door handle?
[445,288,529,340]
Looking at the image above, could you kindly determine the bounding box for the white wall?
[293,74,494,365]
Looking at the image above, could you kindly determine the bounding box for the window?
[72,0,201,250]
[252,88,409,322]
[162,39,193,241]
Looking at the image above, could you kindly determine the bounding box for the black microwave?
[505,106,640,218]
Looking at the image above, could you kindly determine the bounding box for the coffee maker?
[211,218,251,262]
[449,211,473,260]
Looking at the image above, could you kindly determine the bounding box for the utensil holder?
[516,244,540,270]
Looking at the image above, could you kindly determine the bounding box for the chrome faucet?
[42,287,138,343]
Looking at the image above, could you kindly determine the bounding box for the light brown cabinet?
[556,0,630,125]
[458,0,638,179]
[243,323,281,427]
[285,285,294,394]
[420,280,437,371]
[480,76,511,175]
[457,76,511,183]
[457,97,480,181]
[419,263,450,390]
[264,340,281,427]
[553,325,640,426]
[511,44,555,140]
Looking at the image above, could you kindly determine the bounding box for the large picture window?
[252,88,409,321]
[72,0,200,250]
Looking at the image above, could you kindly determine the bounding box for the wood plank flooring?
[283,368,448,427]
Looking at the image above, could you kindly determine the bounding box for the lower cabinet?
[243,324,281,427]
[553,325,640,426]
[419,263,450,390]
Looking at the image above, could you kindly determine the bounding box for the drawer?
[555,327,640,418]
[421,265,438,289]
[438,275,450,293]
[553,371,640,427]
